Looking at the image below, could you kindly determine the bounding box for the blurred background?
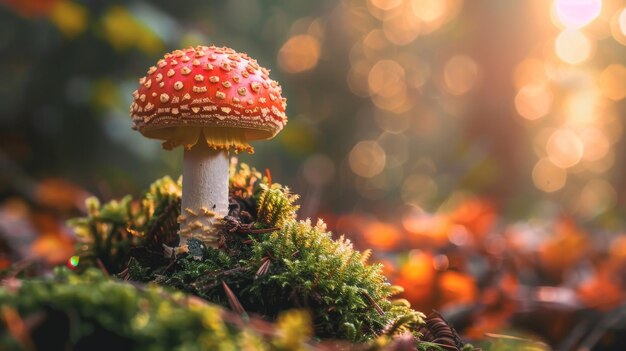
[1,0,626,348]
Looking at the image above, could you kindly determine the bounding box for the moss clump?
[0,268,314,351]
[68,176,182,274]
[1,162,481,349]
[245,218,416,340]
[92,164,424,342]
[61,162,479,346]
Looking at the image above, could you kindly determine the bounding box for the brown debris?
[222,281,245,315]
[416,311,477,351]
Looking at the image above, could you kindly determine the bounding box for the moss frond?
[255,184,299,228]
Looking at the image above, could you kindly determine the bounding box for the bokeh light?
[410,0,462,33]
[546,129,584,168]
[278,34,321,74]
[564,84,600,124]
[533,158,567,192]
[382,5,422,45]
[598,64,626,100]
[555,29,593,64]
[610,7,626,45]
[349,141,386,178]
[515,84,553,120]
[576,179,616,218]
[368,59,405,97]
[411,0,447,23]
[514,58,549,88]
[368,59,409,111]
[579,127,610,162]
[369,0,403,11]
[554,0,602,28]
[443,55,479,96]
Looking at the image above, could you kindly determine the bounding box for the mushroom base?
[179,144,229,248]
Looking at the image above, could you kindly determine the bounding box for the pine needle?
[222,281,245,315]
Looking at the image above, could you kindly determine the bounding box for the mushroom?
[130,46,287,248]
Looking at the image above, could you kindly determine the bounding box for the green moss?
[416,342,445,351]
[0,162,485,349]
[68,176,182,274]
[0,268,316,351]
[63,162,430,344]
[255,184,299,228]
[244,218,421,341]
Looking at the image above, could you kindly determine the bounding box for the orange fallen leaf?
[362,221,402,251]
[31,232,75,265]
[35,177,89,212]
[1,0,61,17]
[394,251,436,311]
[450,197,497,242]
[538,217,588,282]
[577,263,625,311]
[438,271,477,308]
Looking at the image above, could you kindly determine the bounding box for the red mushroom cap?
[130,45,287,152]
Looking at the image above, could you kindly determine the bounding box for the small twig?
[96,258,110,277]
[6,259,36,279]
[237,226,279,235]
[220,266,248,276]
[264,168,272,187]
[222,281,245,315]
[103,224,119,258]
[577,305,626,351]
[557,316,593,351]
[90,222,102,258]
[255,257,271,278]
[361,291,384,316]
[118,267,130,281]
[163,256,178,274]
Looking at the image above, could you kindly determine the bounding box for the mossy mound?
[69,163,422,342]
[1,162,478,350]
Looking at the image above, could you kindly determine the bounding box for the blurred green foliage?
[0,267,316,350]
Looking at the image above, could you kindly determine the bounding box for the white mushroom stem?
[179,144,229,248]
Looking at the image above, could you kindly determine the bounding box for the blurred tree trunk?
[463,0,538,205]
